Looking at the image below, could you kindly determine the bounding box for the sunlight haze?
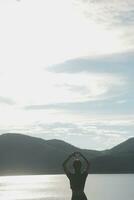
[0,0,134,150]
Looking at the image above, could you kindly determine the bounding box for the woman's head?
[73,159,82,172]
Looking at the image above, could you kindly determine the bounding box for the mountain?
[0,133,100,175]
[0,133,134,175]
[90,138,134,173]
[110,137,134,153]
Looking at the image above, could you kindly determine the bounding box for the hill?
[0,133,134,175]
[110,137,134,153]
[90,138,134,173]
[0,133,100,175]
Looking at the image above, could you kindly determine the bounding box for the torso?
[67,171,88,192]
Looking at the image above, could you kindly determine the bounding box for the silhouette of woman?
[63,152,90,200]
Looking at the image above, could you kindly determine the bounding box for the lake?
[0,174,134,200]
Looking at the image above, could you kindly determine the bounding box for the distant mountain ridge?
[110,137,134,153]
[0,133,134,175]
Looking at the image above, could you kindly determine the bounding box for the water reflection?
[0,174,134,200]
[0,175,70,200]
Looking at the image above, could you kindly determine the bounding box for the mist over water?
[0,174,134,200]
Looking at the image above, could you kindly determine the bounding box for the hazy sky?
[0,0,134,150]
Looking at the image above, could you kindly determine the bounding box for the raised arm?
[63,153,75,175]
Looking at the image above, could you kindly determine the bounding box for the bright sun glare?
[0,0,132,150]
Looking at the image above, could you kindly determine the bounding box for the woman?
[63,152,90,200]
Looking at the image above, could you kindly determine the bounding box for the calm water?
[0,174,134,200]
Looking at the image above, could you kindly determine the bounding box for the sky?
[0,0,134,150]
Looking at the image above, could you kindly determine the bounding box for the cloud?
[58,83,90,95]
[48,51,134,75]
[73,0,134,53]
[26,51,134,116]
[1,118,133,149]
[24,93,134,115]
[74,0,134,26]
[56,72,125,99]
[0,96,16,105]
[30,119,134,150]
[47,52,134,112]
